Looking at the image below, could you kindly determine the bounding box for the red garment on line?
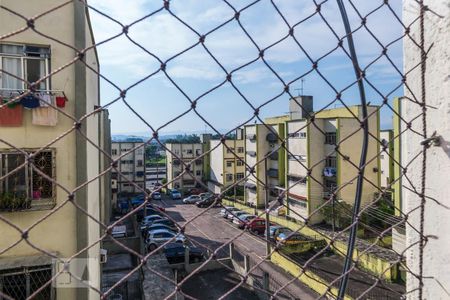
[0,104,23,127]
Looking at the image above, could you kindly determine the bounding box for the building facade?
[208,132,245,194]
[285,105,380,224]
[145,164,167,188]
[165,143,204,191]
[0,1,108,299]
[111,142,146,194]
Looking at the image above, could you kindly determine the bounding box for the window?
[226,147,235,153]
[186,149,193,155]
[195,149,202,156]
[0,150,55,210]
[325,132,337,145]
[137,160,143,167]
[174,149,180,155]
[0,44,50,91]
[0,265,53,299]
[121,148,129,152]
[226,174,233,182]
[236,160,244,166]
[237,147,244,153]
[325,156,337,168]
[196,170,201,176]
[236,173,244,180]
[120,160,134,165]
[112,149,118,155]
[226,161,233,167]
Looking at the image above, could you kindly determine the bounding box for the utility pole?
[264,158,270,258]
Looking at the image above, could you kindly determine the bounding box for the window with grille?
[236,160,244,166]
[137,160,143,167]
[324,132,337,145]
[237,147,244,153]
[195,170,201,176]
[226,174,233,182]
[226,147,235,154]
[112,149,117,156]
[0,265,53,300]
[236,173,244,180]
[226,161,233,167]
[325,156,337,168]
[0,150,55,210]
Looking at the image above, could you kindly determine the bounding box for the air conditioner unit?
[111,179,117,189]
[100,249,108,264]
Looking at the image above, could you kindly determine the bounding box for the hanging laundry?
[20,93,40,109]
[0,102,23,126]
[36,92,52,107]
[56,96,67,108]
[323,167,337,177]
[32,106,58,126]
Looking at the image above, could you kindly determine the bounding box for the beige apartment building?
[111,141,146,193]
[0,2,109,299]
[165,143,204,191]
[208,130,245,194]
[285,104,380,224]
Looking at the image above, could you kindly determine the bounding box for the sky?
[87,0,404,135]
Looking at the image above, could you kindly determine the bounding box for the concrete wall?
[209,140,224,184]
[403,1,450,298]
[379,130,394,189]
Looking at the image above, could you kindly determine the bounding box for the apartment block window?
[196,170,201,176]
[226,161,233,167]
[325,156,337,168]
[137,160,143,167]
[237,147,244,153]
[0,44,50,91]
[121,148,129,152]
[236,173,244,180]
[325,132,337,145]
[120,160,134,165]
[0,265,53,299]
[225,174,234,182]
[174,149,180,155]
[112,149,118,156]
[195,149,201,156]
[186,149,193,155]
[236,160,244,166]
[0,150,54,210]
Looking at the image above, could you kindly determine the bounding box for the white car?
[141,215,166,227]
[146,229,186,251]
[152,192,162,200]
[221,207,240,218]
[229,211,249,222]
[233,214,256,225]
[183,195,201,204]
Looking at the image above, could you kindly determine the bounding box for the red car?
[238,217,268,235]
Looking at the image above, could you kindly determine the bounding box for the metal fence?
[0,0,447,299]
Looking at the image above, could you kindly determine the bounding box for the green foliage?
[0,192,30,210]
[164,134,201,144]
[320,201,353,229]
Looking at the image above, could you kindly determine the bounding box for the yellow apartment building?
[0,1,109,299]
[207,129,245,195]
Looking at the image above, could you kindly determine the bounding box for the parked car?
[199,192,213,199]
[228,211,248,222]
[276,232,306,245]
[111,225,127,238]
[152,192,162,200]
[266,225,290,240]
[143,223,178,237]
[195,196,217,208]
[183,195,201,204]
[271,227,293,241]
[186,188,204,196]
[146,229,186,251]
[152,218,176,228]
[163,243,205,264]
[234,214,257,228]
[219,206,234,217]
[131,197,145,207]
[244,218,267,234]
[141,215,167,228]
[170,189,182,200]
[221,207,240,218]
[136,205,165,221]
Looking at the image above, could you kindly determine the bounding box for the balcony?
[246,133,257,141]
[246,151,256,157]
[287,174,307,184]
[266,132,278,143]
[267,151,278,161]
[267,168,279,178]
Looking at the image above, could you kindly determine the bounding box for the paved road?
[155,197,318,300]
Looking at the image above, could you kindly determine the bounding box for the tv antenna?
[294,79,305,96]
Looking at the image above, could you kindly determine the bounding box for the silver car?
[183,195,201,204]
[228,211,248,222]
[146,229,186,251]
[221,207,240,218]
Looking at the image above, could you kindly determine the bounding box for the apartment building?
[285,103,380,224]
[208,129,245,194]
[111,141,146,193]
[244,121,286,208]
[165,143,204,190]
[145,164,167,188]
[0,2,109,299]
